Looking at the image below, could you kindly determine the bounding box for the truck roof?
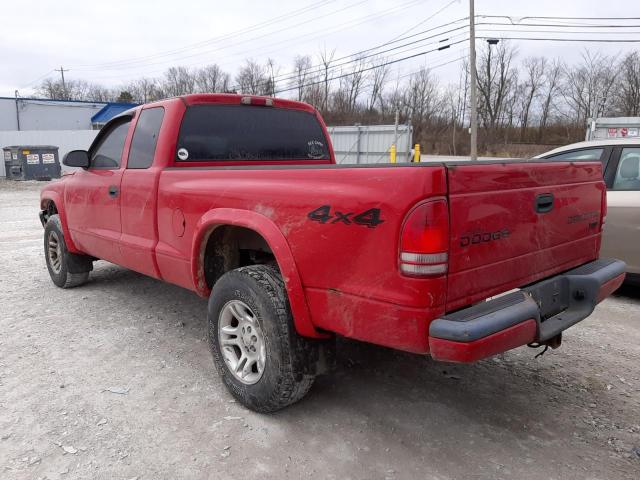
[144,93,317,113]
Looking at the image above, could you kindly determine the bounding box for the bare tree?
[235,60,269,95]
[162,66,196,97]
[36,78,111,102]
[291,55,313,101]
[125,77,160,103]
[561,51,618,125]
[382,74,409,120]
[334,56,367,114]
[405,67,443,126]
[318,47,335,111]
[614,51,640,116]
[195,64,230,93]
[518,57,546,140]
[476,42,518,129]
[367,59,389,111]
[36,79,67,100]
[264,58,280,96]
[87,84,114,102]
[538,59,563,141]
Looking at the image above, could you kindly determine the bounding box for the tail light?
[400,198,449,277]
[240,96,274,106]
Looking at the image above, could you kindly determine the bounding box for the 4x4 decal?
[307,205,384,228]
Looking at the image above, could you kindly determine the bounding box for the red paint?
[597,272,625,303]
[40,93,617,357]
[428,319,538,363]
[446,162,604,310]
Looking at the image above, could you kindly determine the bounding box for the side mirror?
[63,150,90,168]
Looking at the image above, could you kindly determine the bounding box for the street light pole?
[469,0,478,161]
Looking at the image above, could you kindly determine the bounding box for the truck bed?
[154,159,605,353]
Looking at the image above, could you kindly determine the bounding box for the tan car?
[536,139,640,283]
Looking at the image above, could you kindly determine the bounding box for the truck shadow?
[85,262,631,449]
[613,283,640,301]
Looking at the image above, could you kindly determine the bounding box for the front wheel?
[44,215,91,288]
[208,265,317,413]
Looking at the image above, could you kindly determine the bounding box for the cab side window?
[90,120,131,169]
[127,107,165,169]
[612,148,640,191]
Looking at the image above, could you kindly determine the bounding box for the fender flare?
[191,208,325,339]
[40,191,82,254]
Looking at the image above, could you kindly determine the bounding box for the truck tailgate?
[445,161,605,311]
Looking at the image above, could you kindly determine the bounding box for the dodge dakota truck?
[40,94,626,412]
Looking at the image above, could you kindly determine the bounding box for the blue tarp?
[91,102,137,124]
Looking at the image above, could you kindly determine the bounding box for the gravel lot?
[1,180,639,480]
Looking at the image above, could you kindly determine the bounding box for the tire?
[208,265,317,413]
[44,215,91,288]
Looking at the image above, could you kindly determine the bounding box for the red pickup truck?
[40,94,625,412]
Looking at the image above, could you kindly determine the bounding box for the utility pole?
[468,0,478,161]
[55,66,69,100]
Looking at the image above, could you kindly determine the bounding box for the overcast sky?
[1,0,637,98]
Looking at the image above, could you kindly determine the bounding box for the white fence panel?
[327,124,413,164]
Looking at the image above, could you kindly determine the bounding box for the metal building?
[0,96,136,131]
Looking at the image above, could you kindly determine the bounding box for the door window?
[127,108,164,169]
[90,120,131,169]
[546,148,604,161]
[612,148,640,191]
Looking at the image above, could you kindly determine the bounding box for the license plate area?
[527,276,569,321]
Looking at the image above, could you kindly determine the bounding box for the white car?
[536,139,640,283]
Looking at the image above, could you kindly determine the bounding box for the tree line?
[35,44,640,156]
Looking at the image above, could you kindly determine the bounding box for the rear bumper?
[428,258,626,363]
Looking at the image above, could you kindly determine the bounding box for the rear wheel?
[44,215,91,288]
[208,265,318,413]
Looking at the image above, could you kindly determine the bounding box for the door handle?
[535,193,554,213]
[108,185,119,197]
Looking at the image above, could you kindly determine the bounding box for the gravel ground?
[1,180,639,480]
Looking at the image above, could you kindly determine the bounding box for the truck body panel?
[446,161,604,310]
[40,94,623,360]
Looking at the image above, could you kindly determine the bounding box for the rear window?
[176,104,329,162]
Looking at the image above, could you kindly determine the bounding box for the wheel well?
[202,225,275,289]
[42,200,58,223]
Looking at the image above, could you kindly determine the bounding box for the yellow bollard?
[414,144,421,163]
[390,144,397,163]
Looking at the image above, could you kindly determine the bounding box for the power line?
[74,0,429,75]
[76,17,637,83]
[75,0,372,71]
[75,0,338,68]
[477,21,640,28]
[478,15,640,22]
[261,25,470,89]
[273,38,468,95]
[18,69,56,89]
[68,0,451,86]
[478,36,640,43]
[386,0,460,43]
[478,28,640,35]
[397,53,469,80]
